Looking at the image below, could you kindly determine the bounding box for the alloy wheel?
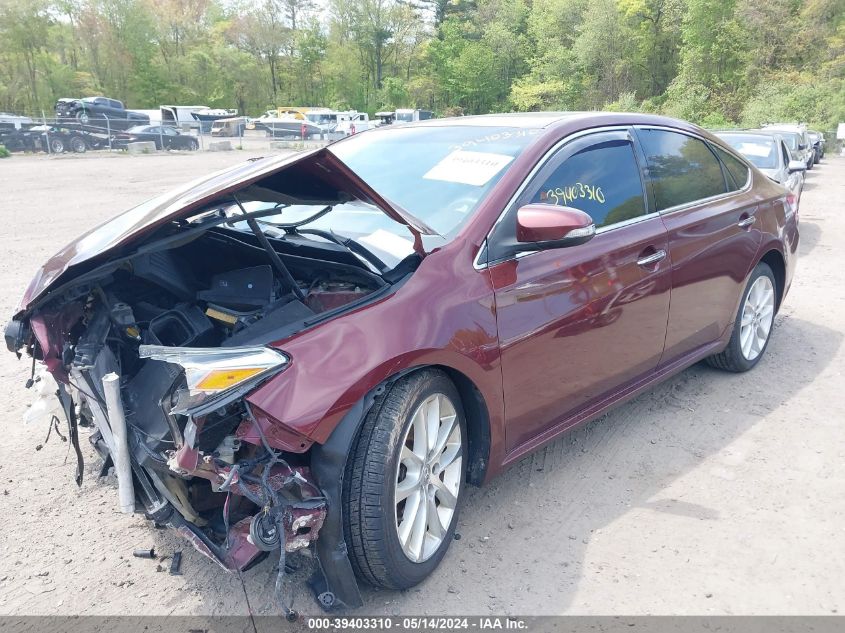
[740,275,775,361]
[394,393,462,563]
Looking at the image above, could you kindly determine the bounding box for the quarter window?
[530,139,647,228]
[712,145,750,191]
[638,129,727,210]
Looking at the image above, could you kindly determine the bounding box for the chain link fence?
[0,107,335,156]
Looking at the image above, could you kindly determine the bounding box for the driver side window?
[529,139,647,229]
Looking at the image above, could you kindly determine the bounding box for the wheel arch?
[321,362,492,487]
[305,361,493,610]
[405,364,492,487]
[759,248,786,311]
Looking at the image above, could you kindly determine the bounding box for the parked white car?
[716,130,806,206]
[762,123,814,170]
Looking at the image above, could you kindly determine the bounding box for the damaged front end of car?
[5,148,433,613]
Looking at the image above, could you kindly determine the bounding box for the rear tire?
[70,136,87,153]
[343,369,466,589]
[706,262,777,372]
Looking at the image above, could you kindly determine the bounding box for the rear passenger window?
[638,129,727,210]
[530,140,647,228]
[712,145,750,191]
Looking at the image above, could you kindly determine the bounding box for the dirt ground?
[0,149,842,618]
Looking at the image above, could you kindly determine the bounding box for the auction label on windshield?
[423,150,515,186]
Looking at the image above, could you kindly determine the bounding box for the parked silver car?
[807,130,825,163]
[716,130,806,204]
[762,124,814,169]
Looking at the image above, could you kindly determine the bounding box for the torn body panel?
[5,128,513,612]
[3,153,412,611]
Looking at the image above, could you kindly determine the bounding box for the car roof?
[394,111,690,130]
[764,123,805,133]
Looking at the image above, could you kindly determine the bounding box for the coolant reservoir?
[23,366,63,425]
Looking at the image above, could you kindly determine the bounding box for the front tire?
[707,262,777,372]
[343,369,466,589]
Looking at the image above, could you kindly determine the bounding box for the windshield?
[778,133,799,151]
[217,125,539,268]
[306,113,337,125]
[396,111,414,122]
[329,125,540,237]
[719,135,778,169]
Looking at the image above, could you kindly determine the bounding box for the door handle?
[737,216,755,228]
[636,249,667,267]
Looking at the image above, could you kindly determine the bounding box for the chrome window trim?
[474,125,640,270]
[480,210,662,269]
[636,125,753,216]
[595,210,660,234]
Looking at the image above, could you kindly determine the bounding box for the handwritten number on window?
[542,183,605,206]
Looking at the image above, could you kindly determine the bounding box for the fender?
[244,242,508,467]
[307,369,416,610]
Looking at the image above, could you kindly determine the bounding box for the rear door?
[487,129,672,453]
[162,127,179,149]
[634,127,762,367]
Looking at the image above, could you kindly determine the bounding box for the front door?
[486,130,672,453]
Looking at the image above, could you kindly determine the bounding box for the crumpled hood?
[16,147,431,315]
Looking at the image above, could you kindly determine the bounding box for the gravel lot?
[0,149,842,618]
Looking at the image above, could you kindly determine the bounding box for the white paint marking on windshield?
[423,150,514,187]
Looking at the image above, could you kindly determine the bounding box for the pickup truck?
[55,97,149,130]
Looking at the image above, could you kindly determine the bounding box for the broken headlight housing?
[139,345,289,415]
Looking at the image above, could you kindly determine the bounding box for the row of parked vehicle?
[714,123,826,207]
[0,122,200,154]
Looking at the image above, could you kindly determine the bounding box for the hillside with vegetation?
[1,0,843,130]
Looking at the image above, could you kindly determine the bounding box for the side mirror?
[788,160,807,173]
[798,143,807,150]
[516,204,596,249]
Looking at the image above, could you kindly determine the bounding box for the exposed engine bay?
[5,153,425,613]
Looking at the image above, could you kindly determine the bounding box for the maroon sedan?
[5,112,798,611]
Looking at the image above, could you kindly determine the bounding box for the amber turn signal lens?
[195,367,264,391]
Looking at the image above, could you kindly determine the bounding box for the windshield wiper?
[297,229,389,274]
[255,205,334,230]
[254,215,390,275]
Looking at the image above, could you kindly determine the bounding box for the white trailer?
[160,105,208,129]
